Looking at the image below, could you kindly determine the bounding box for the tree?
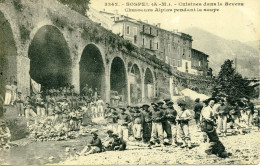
[57,0,90,16]
[212,60,251,102]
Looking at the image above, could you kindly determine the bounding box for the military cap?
[107,130,113,134]
[166,100,174,105]
[119,107,126,112]
[177,99,186,106]
[195,98,200,102]
[142,103,150,108]
[91,131,98,136]
[112,134,119,137]
[157,100,165,105]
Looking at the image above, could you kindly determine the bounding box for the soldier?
[158,100,172,145]
[215,98,230,137]
[111,134,127,151]
[229,101,243,135]
[82,84,88,96]
[105,107,119,134]
[10,81,17,105]
[77,131,102,156]
[24,96,37,119]
[118,107,130,141]
[127,106,135,138]
[4,81,12,106]
[133,105,143,141]
[201,98,228,158]
[176,100,192,148]
[150,103,164,146]
[102,130,114,151]
[96,96,104,117]
[165,100,178,146]
[142,104,152,143]
[15,92,25,117]
[194,98,203,129]
[36,92,46,117]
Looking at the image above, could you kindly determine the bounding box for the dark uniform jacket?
[165,108,177,124]
[152,110,164,122]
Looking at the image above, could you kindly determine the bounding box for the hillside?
[183,27,259,77]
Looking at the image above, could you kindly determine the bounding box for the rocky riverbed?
[58,126,260,165]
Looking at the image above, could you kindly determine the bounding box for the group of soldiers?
[102,96,259,157]
[10,85,106,132]
[104,99,192,148]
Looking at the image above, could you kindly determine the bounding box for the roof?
[191,48,209,57]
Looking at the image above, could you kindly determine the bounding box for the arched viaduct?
[0,0,171,104]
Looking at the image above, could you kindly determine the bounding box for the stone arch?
[144,67,155,99]
[0,11,18,97]
[110,56,128,105]
[28,25,72,90]
[79,43,106,99]
[129,64,142,104]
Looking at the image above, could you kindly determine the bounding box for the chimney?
[114,10,118,14]
[156,23,161,27]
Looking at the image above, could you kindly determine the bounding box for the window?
[170,59,173,67]
[177,46,181,56]
[143,25,145,32]
[150,40,152,49]
[166,56,168,64]
[178,60,181,67]
[134,35,137,44]
[185,62,188,73]
[173,59,176,66]
[156,30,159,36]
[150,27,152,34]
[126,26,130,35]
[142,38,145,46]
[199,61,201,66]
[157,42,159,49]
[183,49,185,56]
[168,44,171,52]
[133,27,137,35]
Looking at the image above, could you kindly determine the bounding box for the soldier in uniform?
[96,96,104,117]
[176,100,192,148]
[133,105,143,141]
[102,130,114,151]
[15,92,25,117]
[165,100,178,146]
[201,98,228,158]
[105,107,119,134]
[142,104,152,143]
[150,104,164,146]
[194,98,203,129]
[215,98,230,137]
[118,107,130,141]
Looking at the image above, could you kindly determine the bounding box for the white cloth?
[201,106,215,121]
[31,79,41,94]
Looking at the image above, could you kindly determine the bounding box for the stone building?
[191,48,209,76]
[87,8,194,75]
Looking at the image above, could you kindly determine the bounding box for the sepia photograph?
[0,0,259,165]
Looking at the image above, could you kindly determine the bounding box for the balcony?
[140,31,156,37]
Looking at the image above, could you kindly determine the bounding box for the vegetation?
[212,59,252,102]
[57,0,90,16]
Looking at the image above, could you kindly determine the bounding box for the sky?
[89,0,260,43]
